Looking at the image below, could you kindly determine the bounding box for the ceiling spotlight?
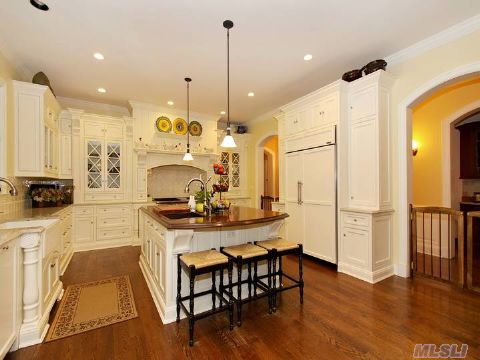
[167,101,174,106]
[220,111,226,115]
[248,92,255,97]
[30,0,49,11]
[93,52,104,60]
[97,88,106,93]
[304,54,313,61]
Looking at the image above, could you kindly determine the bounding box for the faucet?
[184,175,212,214]
[0,177,18,196]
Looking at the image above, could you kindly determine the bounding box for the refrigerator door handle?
[298,181,303,205]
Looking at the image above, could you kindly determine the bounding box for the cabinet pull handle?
[156,252,160,256]
[297,181,303,205]
[2,246,9,250]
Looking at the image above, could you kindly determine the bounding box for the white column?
[20,232,41,324]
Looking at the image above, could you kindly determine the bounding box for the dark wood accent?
[7,246,480,360]
[467,211,480,293]
[260,195,277,211]
[141,205,288,230]
[458,121,480,179]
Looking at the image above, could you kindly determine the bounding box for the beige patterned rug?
[46,275,138,341]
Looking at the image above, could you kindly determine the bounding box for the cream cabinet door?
[348,119,377,209]
[349,85,376,123]
[0,243,16,359]
[84,121,105,138]
[312,94,339,128]
[104,123,124,140]
[341,227,369,269]
[59,134,72,177]
[74,216,95,243]
[302,146,337,263]
[285,152,304,245]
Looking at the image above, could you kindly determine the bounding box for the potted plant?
[194,190,211,213]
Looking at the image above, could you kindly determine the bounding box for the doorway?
[398,62,480,278]
[255,134,279,209]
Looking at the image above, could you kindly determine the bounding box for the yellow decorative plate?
[189,121,202,136]
[156,116,172,133]
[173,118,188,135]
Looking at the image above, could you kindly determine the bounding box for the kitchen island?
[138,205,288,324]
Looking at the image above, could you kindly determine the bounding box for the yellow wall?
[0,51,19,177]
[412,77,480,206]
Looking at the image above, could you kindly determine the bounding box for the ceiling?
[1,1,480,122]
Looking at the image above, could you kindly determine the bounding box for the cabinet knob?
[343,234,346,237]
[156,252,160,256]
[350,106,353,110]
[2,246,9,250]
[353,219,357,222]
[350,196,354,200]
[50,263,56,268]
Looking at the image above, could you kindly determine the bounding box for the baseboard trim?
[338,262,394,284]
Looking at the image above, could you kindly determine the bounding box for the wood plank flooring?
[7,246,480,360]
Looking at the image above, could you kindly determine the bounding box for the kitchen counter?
[140,205,289,230]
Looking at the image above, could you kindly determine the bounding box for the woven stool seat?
[223,243,268,259]
[180,250,228,269]
[256,238,299,251]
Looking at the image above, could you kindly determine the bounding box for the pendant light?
[220,20,237,148]
[183,77,194,161]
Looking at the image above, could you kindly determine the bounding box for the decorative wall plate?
[156,116,172,133]
[189,121,203,136]
[173,118,188,135]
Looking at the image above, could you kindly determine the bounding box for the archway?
[397,62,480,277]
[255,133,279,209]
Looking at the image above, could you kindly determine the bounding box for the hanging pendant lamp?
[183,77,194,161]
[220,20,237,148]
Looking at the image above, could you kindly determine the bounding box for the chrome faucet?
[184,175,212,214]
[0,177,18,196]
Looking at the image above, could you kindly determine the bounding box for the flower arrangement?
[31,188,65,207]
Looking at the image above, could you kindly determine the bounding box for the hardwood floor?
[7,246,480,360]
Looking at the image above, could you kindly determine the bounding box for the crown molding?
[57,96,130,117]
[128,100,219,122]
[385,13,480,66]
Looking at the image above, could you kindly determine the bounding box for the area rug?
[45,275,138,341]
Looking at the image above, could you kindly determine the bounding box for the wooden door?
[303,146,337,263]
[285,152,304,244]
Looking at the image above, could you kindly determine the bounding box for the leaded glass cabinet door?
[86,140,103,191]
[105,142,122,191]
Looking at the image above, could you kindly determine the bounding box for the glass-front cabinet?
[86,139,123,192]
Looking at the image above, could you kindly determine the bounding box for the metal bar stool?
[176,249,233,346]
[255,239,304,312]
[220,243,272,326]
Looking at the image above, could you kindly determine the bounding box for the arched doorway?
[397,62,480,277]
[255,134,279,209]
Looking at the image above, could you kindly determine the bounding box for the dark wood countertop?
[140,205,288,230]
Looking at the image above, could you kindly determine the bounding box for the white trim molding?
[0,80,6,185]
[386,14,480,66]
[397,61,480,278]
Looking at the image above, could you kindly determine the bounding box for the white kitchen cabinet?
[0,241,17,359]
[338,209,393,283]
[347,71,393,211]
[285,136,337,263]
[73,204,133,251]
[58,207,73,275]
[58,112,73,179]
[312,93,339,128]
[13,81,62,178]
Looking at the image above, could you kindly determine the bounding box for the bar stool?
[220,243,273,326]
[176,249,233,346]
[255,238,304,312]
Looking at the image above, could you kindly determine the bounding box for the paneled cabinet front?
[0,242,17,359]
[13,81,62,178]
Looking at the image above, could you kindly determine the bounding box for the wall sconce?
[412,140,419,156]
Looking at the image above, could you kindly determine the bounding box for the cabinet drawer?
[84,121,105,137]
[97,227,131,240]
[96,204,131,215]
[85,193,125,202]
[97,215,131,228]
[343,213,369,228]
[74,206,94,216]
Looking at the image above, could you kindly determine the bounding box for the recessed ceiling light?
[30,0,49,11]
[93,52,104,60]
[167,101,174,106]
[248,92,255,97]
[304,54,313,61]
[220,111,226,115]
[97,88,106,93]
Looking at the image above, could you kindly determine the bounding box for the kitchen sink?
[161,212,204,220]
[0,218,58,230]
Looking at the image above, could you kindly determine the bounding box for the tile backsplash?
[148,165,206,199]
